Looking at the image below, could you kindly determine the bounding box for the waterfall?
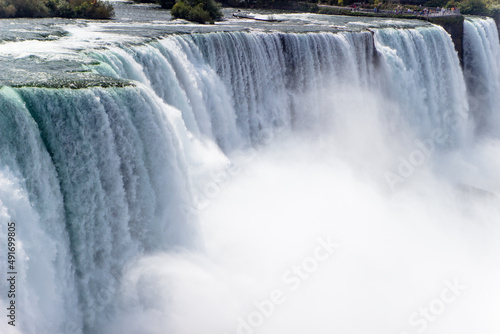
[0,18,499,334]
[0,87,80,334]
[464,16,500,135]
[374,26,469,145]
[0,85,204,333]
[90,27,467,149]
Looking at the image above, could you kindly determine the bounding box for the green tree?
[12,0,48,17]
[0,0,15,17]
[459,0,490,14]
[171,0,191,17]
[0,0,114,19]
[158,0,176,8]
[171,0,222,23]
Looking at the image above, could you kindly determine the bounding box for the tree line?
[0,0,114,18]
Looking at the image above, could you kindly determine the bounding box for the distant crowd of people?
[414,6,461,16]
[348,3,461,16]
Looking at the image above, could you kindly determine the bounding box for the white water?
[464,17,500,135]
[0,18,499,334]
[92,27,470,149]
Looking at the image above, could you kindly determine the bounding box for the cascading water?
[0,8,499,334]
[464,16,500,135]
[374,26,470,145]
[0,85,202,333]
[91,27,469,148]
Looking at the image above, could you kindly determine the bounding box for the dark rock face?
[429,16,465,66]
[492,12,500,41]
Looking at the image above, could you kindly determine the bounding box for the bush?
[47,0,75,17]
[158,0,176,8]
[74,0,115,18]
[188,3,212,22]
[89,2,115,18]
[459,0,490,14]
[0,0,114,19]
[171,0,191,18]
[13,0,48,17]
[0,0,16,17]
[492,6,500,16]
[425,0,448,7]
[171,0,222,23]
[202,0,222,18]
